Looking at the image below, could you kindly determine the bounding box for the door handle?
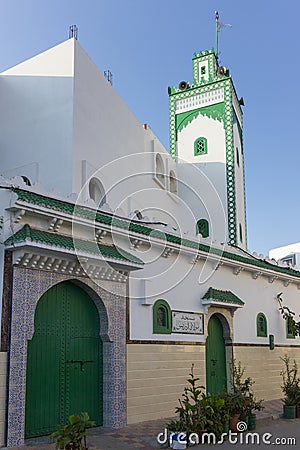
[66,360,94,371]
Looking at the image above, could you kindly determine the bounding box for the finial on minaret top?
[214,11,232,62]
[215,11,220,61]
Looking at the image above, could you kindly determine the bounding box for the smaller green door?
[206,314,227,395]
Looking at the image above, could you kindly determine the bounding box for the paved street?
[3,399,299,449]
[198,417,299,448]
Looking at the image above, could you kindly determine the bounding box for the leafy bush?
[280,354,300,406]
[50,412,95,450]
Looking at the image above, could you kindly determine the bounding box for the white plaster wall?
[0,40,75,194]
[269,243,300,260]
[177,113,226,164]
[72,41,151,193]
[129,247,300,345]
[1,39,75,77]
[177,162,227,243]
[176,114,228,241]
[232,119,247,248]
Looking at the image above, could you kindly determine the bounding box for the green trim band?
[11,188,300,279]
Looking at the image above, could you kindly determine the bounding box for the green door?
[25,281,103,438]
[206,314,227,395]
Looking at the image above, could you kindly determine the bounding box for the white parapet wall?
[0,352,7,446]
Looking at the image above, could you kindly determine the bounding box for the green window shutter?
[286,316,296,339]
[196,219,209,238]
[194,137,208,156]
[256,313,267,337]
[153,299,171,334]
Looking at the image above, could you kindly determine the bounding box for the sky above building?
[0,0,298,256]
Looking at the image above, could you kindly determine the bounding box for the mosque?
[0,33,299,447]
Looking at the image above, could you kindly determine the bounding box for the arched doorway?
[25,281,103,438]
[205,314,227,395]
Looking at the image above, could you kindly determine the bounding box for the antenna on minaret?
[215,11,232,63]
[215,11,220,63]
[69,25,78,40]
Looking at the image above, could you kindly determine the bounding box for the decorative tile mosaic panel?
[6,267,127,447]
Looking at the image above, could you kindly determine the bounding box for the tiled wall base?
[0,352,7,446]
[6,268,127,447]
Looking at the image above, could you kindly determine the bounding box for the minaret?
[168,17,247,249]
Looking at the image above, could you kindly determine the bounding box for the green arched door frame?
[205,314,227,395]
[25,281,103,438]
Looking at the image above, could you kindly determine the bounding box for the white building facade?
[0,38,300,447]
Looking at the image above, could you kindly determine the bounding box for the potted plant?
[228,359,263,431]
[280,354,299,419]
[200,393,228,440]
[167,419,188,450]
[242,394,264,430]
[225,391,244,432]
[166,364,207,448]
[50,412,95,450]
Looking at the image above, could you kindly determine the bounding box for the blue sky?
[0,0,299,256]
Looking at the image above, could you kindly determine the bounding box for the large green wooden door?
[205,314,227,395]
[25,281,103,438]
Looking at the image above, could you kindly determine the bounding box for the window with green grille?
[256,313,267,337]
[194,137,208,156]
[196,219,209,238]
[153,299,171,334]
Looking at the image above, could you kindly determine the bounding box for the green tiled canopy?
[202,287,244,306]
[5,224,144,265]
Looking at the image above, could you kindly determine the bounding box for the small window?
[196,219,209,238]
[169,170,178,194]
[256,313,267,337]
[287,316,296,339]
[201,66,206,75]
[21,175,31,186]
[194,137,208,156]
[239,224,243,243]
[236,147,240,167]
[153,299,171,334]
[155,154,165,185]
[89,178,106,207]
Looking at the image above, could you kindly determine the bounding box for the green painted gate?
[205,314,227,395]
[25,281,103,438]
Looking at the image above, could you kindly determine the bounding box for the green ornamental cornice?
[10,188,300,280]
[176,103,225,134]
[5,224,144,265]
[168,78,230,100]
[169,79,230,160]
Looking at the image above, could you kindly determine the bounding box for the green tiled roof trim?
[203,287,244,306]
[13,188,300,278]
[5,224,144,265]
